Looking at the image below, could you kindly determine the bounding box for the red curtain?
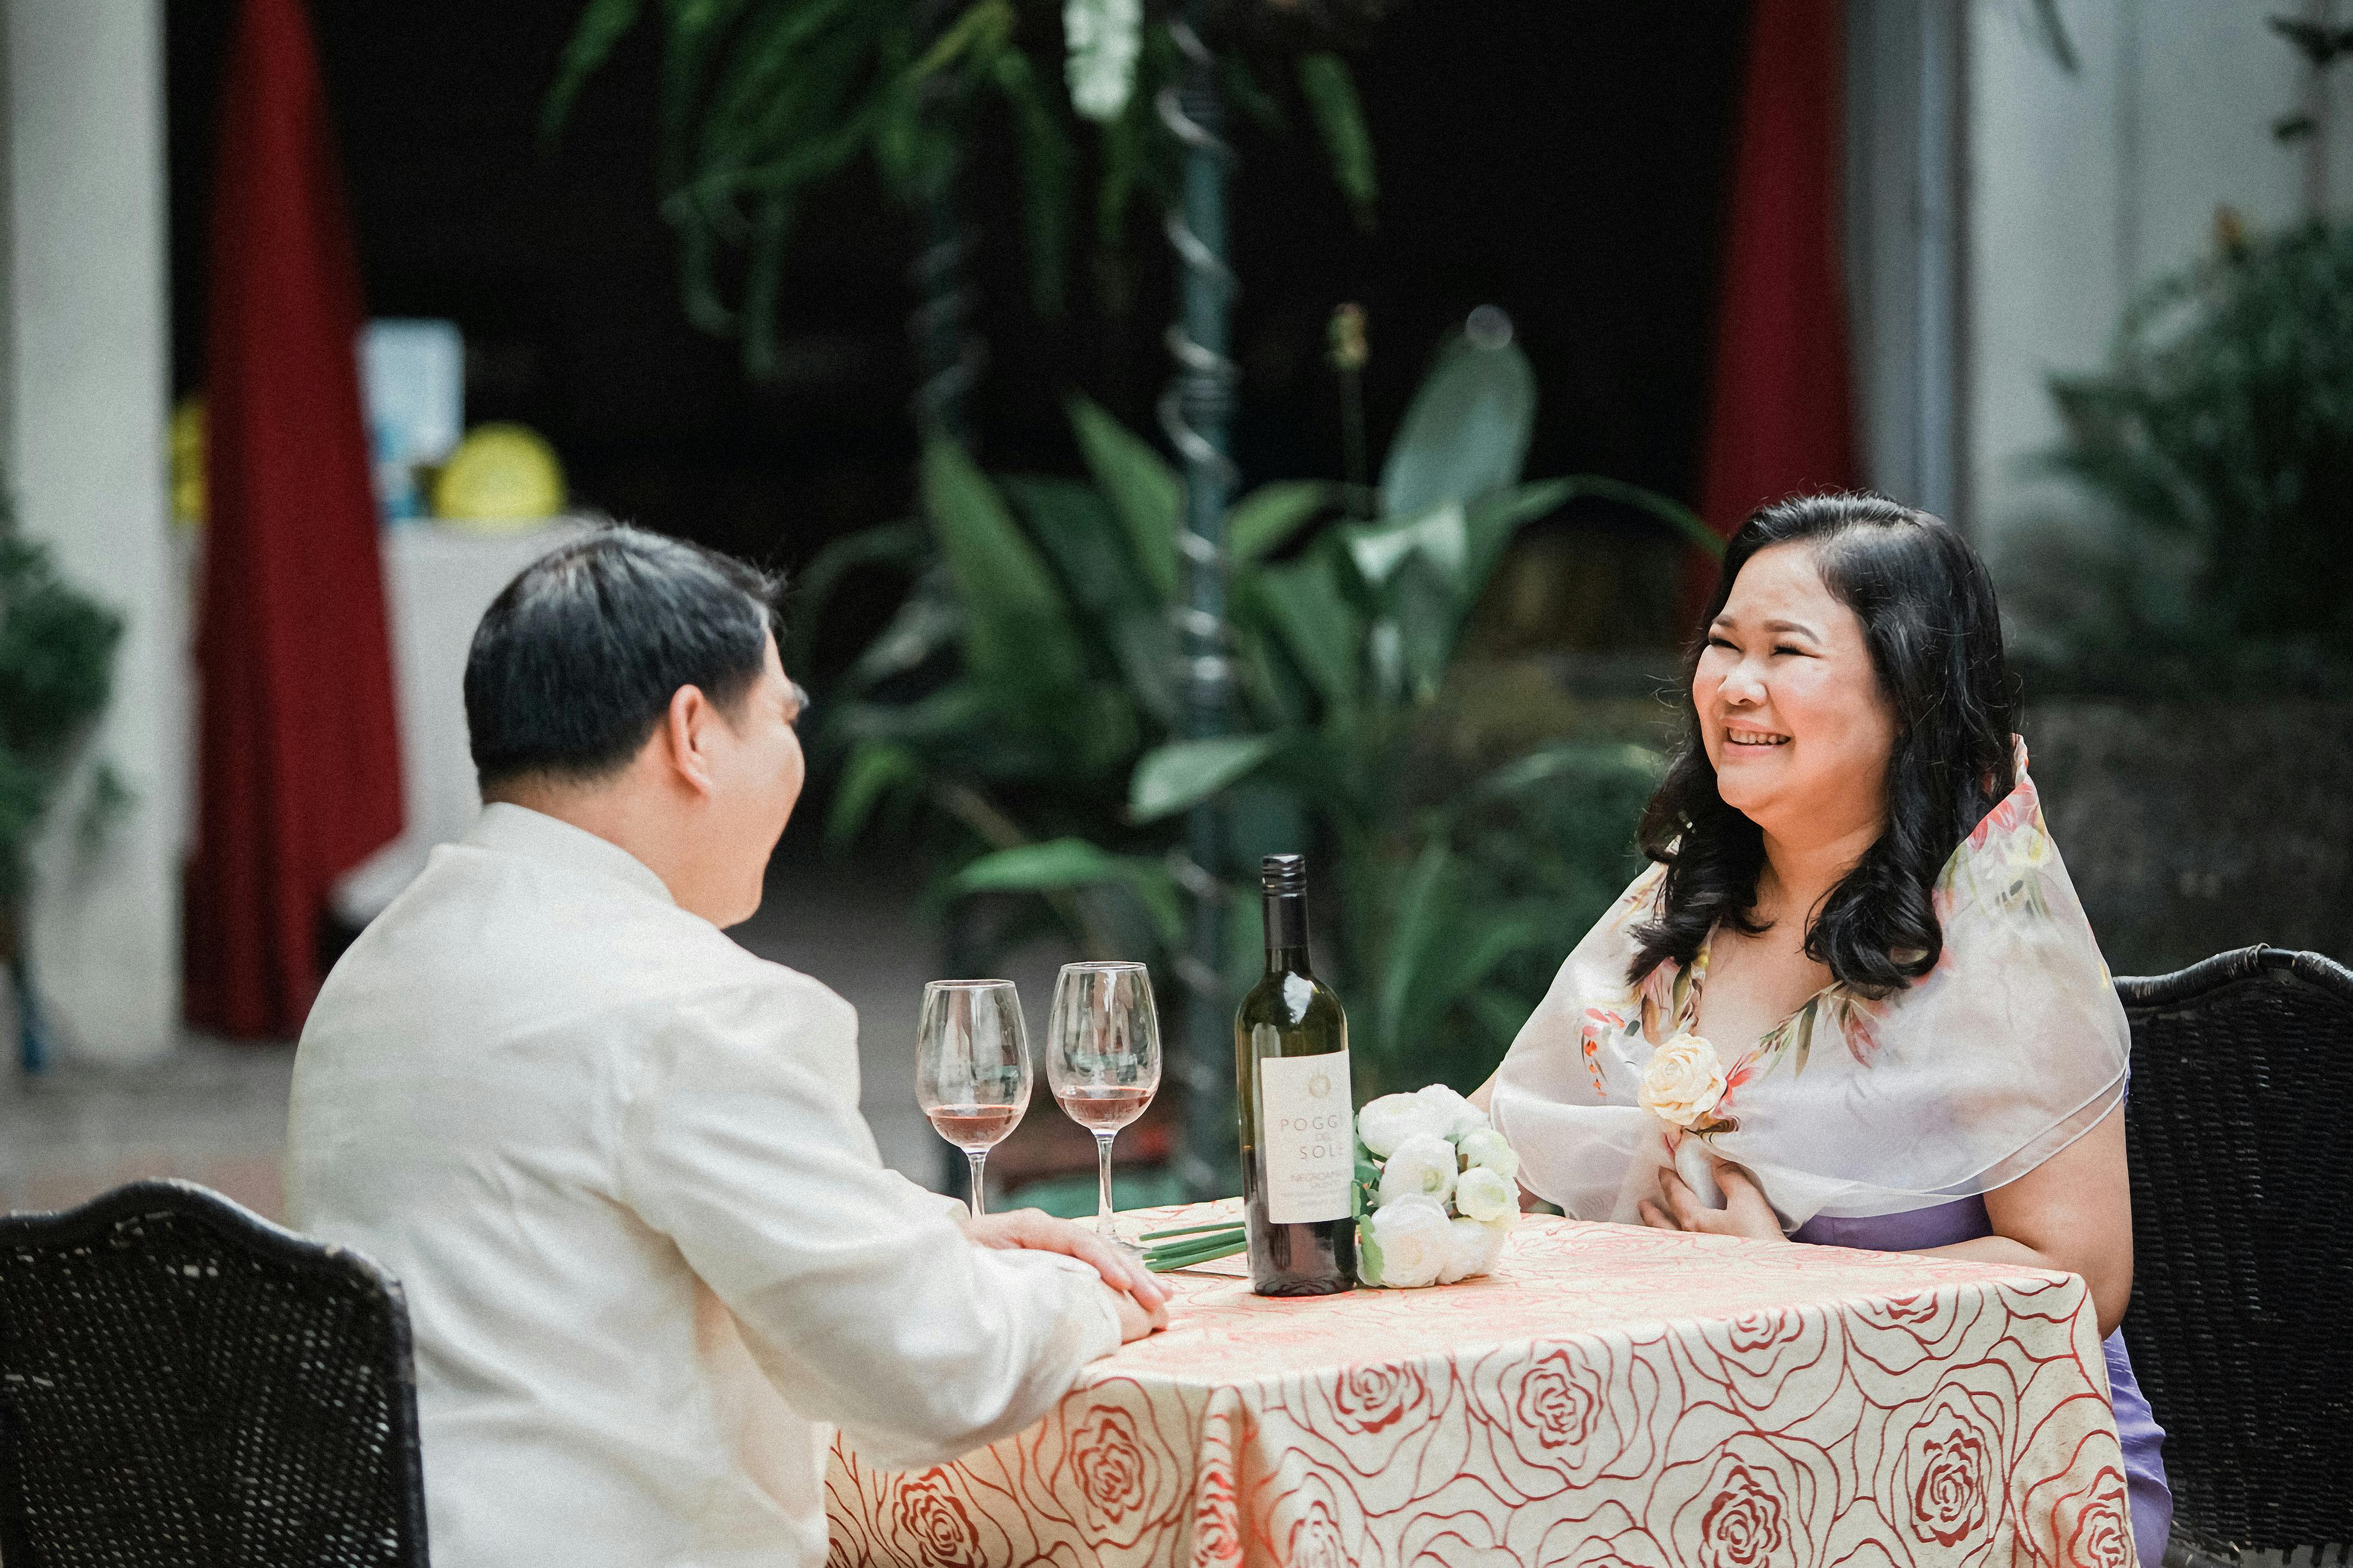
[1697,0,1859,545]
[185,0,402,1039]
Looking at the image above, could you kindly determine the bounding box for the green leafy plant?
[0,498,125,1072]
[544,0,1382,375]
[2038,218,2353,683]
[807,321,1716,1096]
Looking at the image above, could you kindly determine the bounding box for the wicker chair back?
[2118,946,2353,1563]
[0,1179,428,1567]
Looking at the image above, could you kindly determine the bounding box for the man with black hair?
[285,526,1168,1568]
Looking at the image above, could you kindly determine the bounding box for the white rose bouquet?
[1139,1082,1522,1285]
[1352,1085,1519,1289]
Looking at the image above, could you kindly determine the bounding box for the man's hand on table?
[960,1207,1172,1339]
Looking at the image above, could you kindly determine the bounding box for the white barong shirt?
[286,804,1119,1568]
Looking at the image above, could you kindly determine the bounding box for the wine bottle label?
[1258,1049,1354,1223]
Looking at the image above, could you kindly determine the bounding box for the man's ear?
[661,684,719,797]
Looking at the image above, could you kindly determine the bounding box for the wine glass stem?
[1094,1132,1117,1237]
[967,1149,989,1219]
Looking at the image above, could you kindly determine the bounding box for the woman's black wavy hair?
[1628,492,2021,997]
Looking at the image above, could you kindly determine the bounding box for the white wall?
[1,0,181,1065]
[1965,0,2353,567]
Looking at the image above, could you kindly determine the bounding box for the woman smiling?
[1474,492,2171,1563]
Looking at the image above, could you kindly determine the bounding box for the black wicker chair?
[0,1180,428,1567]
[2119,946,2353,1566]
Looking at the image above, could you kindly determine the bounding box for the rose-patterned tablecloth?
[826,1200,2137,1567]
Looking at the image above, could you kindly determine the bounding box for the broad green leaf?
[833,681,996,748]
[1395,904,1550,1053]
[542,0,648,144]
[1221,55,1285,130]
[782,518,926,676]
[1129,735,1284,823]
[1459,743,1667,810]
[825,741,922,846]
[1555,475,1723,558]
[946,839,1184,946]
[1464,986,1536,1053]
[839,568,962,694]
[1234,620,1311,730]
[1458,475,1723,612]
[1228,480,1339,566]
[1108,610,1180,728]
[1343,502,1467,590]
[1366,620,1405,709]
[1069,396,1182,600]
[1459,479,1574,609]
[1374,843,1461,1061]
[1297,54,1376,229]
[987,46,1074,314]
[1391,554,1457,701]
[659,0,769,190]
[739,194,798,381]
[921,440,1086,692]
[1222,876,1267,999]
[1246,552,1362,710]
[1381,331,1538,518]
[695,0,856,161]
[1002,476,1150,616]
[910,0,1013,79]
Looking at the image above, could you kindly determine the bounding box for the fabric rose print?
[888,1471,984,1568]
[1014,1380,1188,1555]
[1331,1360,1431,1438]
[1655,1429,1835,1568]
[1900,1387,2000,1556]
[2028,1460,2136,1568]
[1696,1463,1789,1568]
[1514,1348,1604,1453]
[1068,1409,1152,1530]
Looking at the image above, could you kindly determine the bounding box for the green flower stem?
[1144,1234,1248,1270]
[1136,1217,1246,1242]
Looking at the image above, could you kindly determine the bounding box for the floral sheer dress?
[1491,745,2170,1564]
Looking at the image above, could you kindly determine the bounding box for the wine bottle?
[1235,853,1357,1296]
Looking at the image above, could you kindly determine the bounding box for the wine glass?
[916,979,1032,1217]
[1045,961,1161,1246]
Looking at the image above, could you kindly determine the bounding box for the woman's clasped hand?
[1637,1156,1784,1242]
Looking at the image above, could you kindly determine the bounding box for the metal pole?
[1157,6,1239,1197]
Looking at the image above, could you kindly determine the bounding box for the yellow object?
[171,395,206,528]
[432,422,565,529]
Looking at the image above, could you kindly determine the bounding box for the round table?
[826,1199,2137,1566]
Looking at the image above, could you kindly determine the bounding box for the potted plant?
[0,499,125,1072]
[2015,215,2353,973]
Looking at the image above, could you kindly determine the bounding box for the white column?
[0,0,181,1065]
[1847,0,1971,528]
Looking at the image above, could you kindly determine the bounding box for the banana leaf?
[1129,735,1285,824]
[1380,331,1538,519]
[946,838,1186,946]
[1069,395,1182,601]
[1241,550,1363,711]
[920,441,1087,697]
[1228,480,1341,565]
[1297,54,1375,230]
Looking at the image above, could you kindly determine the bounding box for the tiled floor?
[0,839,1088,1221]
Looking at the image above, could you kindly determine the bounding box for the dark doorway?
[168,2,1747,652]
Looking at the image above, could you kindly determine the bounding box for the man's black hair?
[464,525,785,790]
